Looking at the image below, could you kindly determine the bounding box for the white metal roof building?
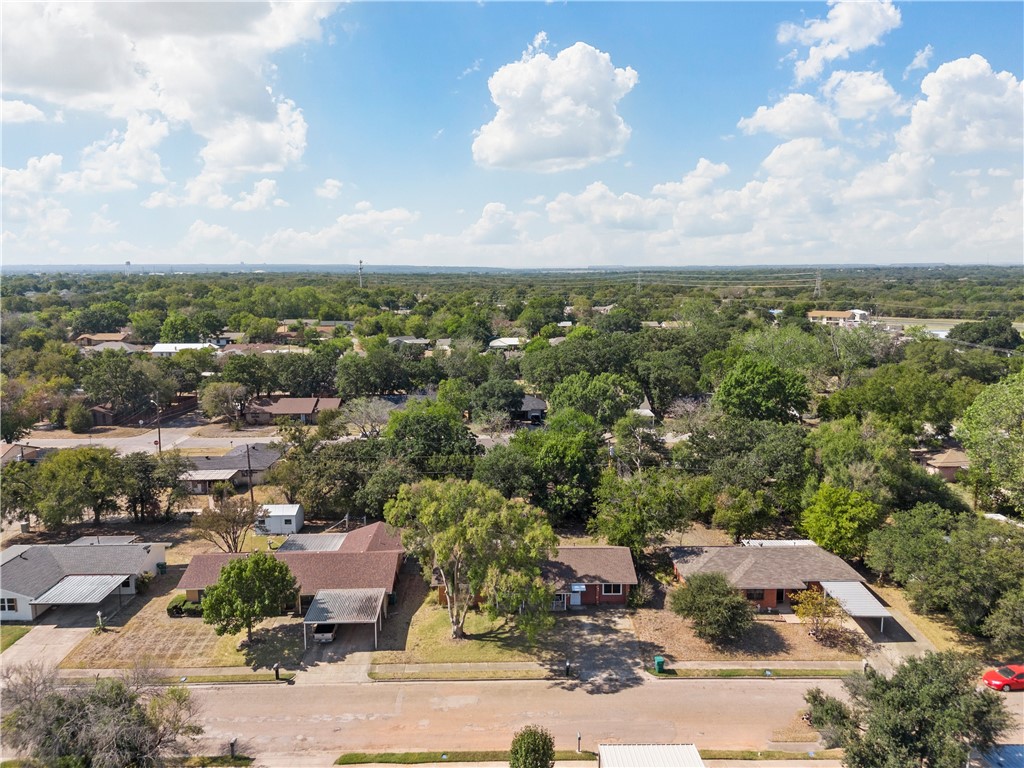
[301,587,388,649]
[598,744,705,768]
[820,581,892,632]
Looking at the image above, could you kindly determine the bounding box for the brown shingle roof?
[339,521,404,554]
[669,545,864,590]
[542,546,638,590]
[926,449,970,468]
[176,549,402,596]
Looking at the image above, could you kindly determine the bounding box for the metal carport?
[820,581,891,634]
[302,587,387,650]
[30,574,128,608]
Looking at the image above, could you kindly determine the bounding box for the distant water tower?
[124,261,131,277]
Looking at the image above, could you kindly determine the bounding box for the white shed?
[259,504,304,535]
[598,744,705,768]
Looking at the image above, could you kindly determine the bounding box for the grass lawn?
[369,668,549,681]
[336,752,596,765]
[60,578,304,670]
[870,583,984,655]
[372,587,538,664]
[647,667,855,679]
[1,625,31,653]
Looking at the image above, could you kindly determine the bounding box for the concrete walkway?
[664,660,863,671]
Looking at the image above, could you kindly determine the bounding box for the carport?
[30,574,129,612]
[302,587,387,650]
[820,581,891,634]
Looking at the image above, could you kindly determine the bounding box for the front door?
[569,587,583,606]
[776,589,785,605]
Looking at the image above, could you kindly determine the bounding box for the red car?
[982,664,1024,692]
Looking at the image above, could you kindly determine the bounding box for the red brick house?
[433,545,638,610]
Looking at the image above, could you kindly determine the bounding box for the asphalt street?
[190,677,846,759]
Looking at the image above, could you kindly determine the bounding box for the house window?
[602,584,623,596]
[284,519,292,525]
[1,598,17,612]
[121,577,132,588]
[746,589,765,601]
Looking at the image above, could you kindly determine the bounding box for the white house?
[488,337,524,351]
[258,504,305,535]
[1,538,168,622]
[148,343,217,357]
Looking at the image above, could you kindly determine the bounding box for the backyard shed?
[258,504,305,535]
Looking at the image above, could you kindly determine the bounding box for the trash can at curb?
[156,562,167,575]
[654,655,665,673]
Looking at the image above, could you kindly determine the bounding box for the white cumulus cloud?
[316,178,344,199]
[462,202,523,244]
[779,0,902,83]
[903,44,934,80]
[897,55,1023,155]
[472,34,638,172]
[652,158,730,199]
[232,179,284,211]
[822,70,901,120]
[2,99,46,123]
[547,182,670,230]
[738,93,839,138]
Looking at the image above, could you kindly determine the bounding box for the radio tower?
[358,260,364,289]
[813,269,822,299]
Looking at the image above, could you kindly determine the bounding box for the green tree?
[159,311,201,343]
[470,378,525,417]
[0,459,36,524]
[669,572,754,645]
[200,381,248,425]
[128,309,164,344]
[801,483,883,559]
[792,588,845,644]
[382,399,480,476]
[385,479,557,639]
[589,469,690,558]
[714,356,809,423]
[509,724,555,768]
[220,354,276,397]
[611,413,665,473]
[712,486,771,542]
[805,651,1011,765]
[982,586,1024,655]
[948,316,1023,350]
[65,400,93,433]
[81,350,160,415]
[202,551,298,643]
[958,370,1024,513]
[69,301,130,335]
[33,446,122,526]
[548,371,641,429]
[473,443,537,500]
[192,498,260,553]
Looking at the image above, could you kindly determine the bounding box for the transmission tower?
[358,260,364,289]
[813,269,823,299]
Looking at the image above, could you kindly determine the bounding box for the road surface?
[191,677,844,760]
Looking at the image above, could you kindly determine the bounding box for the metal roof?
[262,504,302,518]
[598,744,706,768]
[184,469,241,481]
[277,534,346,552]
[31,574,127,605]
[820,581,891,618]
[68,535,139,547]
[303,588,386,625]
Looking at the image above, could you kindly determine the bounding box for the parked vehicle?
[312,623,338,643]
[982,664,1024,692]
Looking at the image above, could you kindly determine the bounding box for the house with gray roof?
[669,542,891,630]
[182,443,283,493]
[1,538,168,622]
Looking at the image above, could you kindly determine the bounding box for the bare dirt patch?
[632,607,862,663]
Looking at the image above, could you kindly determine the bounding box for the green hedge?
[166,594,203,617]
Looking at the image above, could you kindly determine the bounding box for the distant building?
[806,309,870,328]
[148,343,217,357]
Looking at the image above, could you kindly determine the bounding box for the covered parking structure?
[302,587,387,650]
[820,581,892,634]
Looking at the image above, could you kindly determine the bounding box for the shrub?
[509,725,555,768]
[669,572,754,645]
[628,578,655,608]
[65,402,93,434]
[135,572,153,595]
[166,594,202,617]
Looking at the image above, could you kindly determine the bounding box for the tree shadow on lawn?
[659,621,795,663]
[241,622,305,670]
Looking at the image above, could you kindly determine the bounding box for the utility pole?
[246,443,255,508]
[149,399,162,453]
[358,260,364,289]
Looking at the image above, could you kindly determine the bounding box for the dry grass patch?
[28,425,148,440]
[60,577,304,670]
[191,423,279,438]
[870,583,980,654]
[632,607,861,662]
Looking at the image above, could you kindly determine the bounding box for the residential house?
[217,343,311,357]
[669,540,891,630]
[488,337,524,351]
[181,443,283,494]
[74,331,131,347]
[544,546,638,610]
[1,443,51,466]
[511,395,547,423]
[245,396,343,425]
[387,336,431,349]
[433,545,638,610]
[148,342,217,357]
[79,341,146,355]
[806,309,870,328]
[923,448,970,482]
[1,537,168,622]
[177,522,404,613]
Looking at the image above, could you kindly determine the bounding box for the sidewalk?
[663,660,863,671]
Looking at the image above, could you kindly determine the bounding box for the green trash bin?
[654,655,665,673]
[156,562,167,575]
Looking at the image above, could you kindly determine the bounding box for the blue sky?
[2,1,1021,268]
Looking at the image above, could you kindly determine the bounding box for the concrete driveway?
[1,601,118,669]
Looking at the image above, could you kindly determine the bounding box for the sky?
[2,1,1022,269]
